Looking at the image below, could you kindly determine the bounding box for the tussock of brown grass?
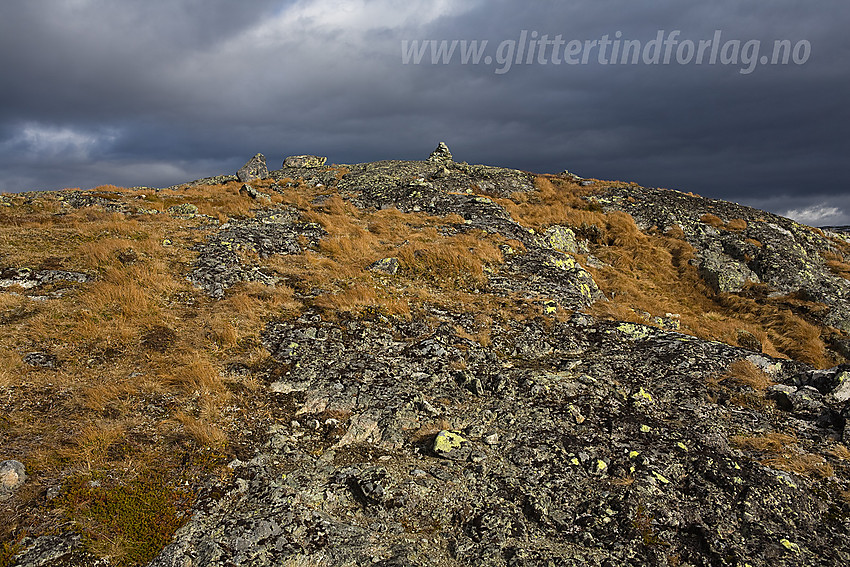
[700,213,725,228]
[174,411,228,449]
[204,314,239,348]
[0,351,21,388]
[66,421,128,472]
[763,454,834,479]
[732,433,834,479]
[367,209,411,237]
[828,444,850,461]
[313,283,410,317]
[715,294,827,367]
[169,356,226,394]
[398,230,503,288]
[76,382,125,412]
[495,176,602,231]
[731,432,794,453]
[726,218,748,231]
[318,231,380,266]
[720,360,774,391]
[820,248,850,279]
[665,225,686,239]
[744,238,763,248]
[826,260,850,279]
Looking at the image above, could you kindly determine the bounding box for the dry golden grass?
[826,259,850,280]
[828,444,850,461]
[64,421,128,473]
[313,283,410,317]
[0,350,22,388]
[720,360,774,391]
[398,230,503,288]
[168,355,227,395]
[494,176,604,231]
[732,433,834,479]
[700,213,725,228]
[726,218,748,231]
[763,454,834,479]
[174,411,228,450]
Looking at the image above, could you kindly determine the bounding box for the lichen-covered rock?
[367,257,400,275]
[697,246,761,293]
[544,225,579,254]
[791,364,850,404]
[239,184,270,202]
[188,209,325,298]
[167,203,199,217]
[146,308,847,567]
[282,155,327,169]
[237,153,269,182]
[0,268,90,290]
[432,430,471,461]
[22,352,59,369]
[7,533,108,567]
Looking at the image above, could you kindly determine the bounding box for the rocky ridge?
[2,144,850,566]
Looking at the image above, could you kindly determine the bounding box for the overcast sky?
[1,0,848,225]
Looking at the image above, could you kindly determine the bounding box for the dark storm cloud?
[0,0,847,224]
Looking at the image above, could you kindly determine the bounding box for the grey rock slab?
[237,153,269,182]
[0,459,26,499]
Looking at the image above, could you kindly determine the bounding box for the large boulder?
[236,153,268,182]
[282,155,327,169]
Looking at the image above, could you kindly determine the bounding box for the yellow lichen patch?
[616,323,653,340]
[433,430,468,454]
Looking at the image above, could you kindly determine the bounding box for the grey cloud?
[0,0,847,227]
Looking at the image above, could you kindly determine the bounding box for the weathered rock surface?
[0,268,91,290]
[148,312,846,566]
[237,153,269,183]
[188,209,325,298]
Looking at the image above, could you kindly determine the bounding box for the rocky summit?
[2,144,850,566]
